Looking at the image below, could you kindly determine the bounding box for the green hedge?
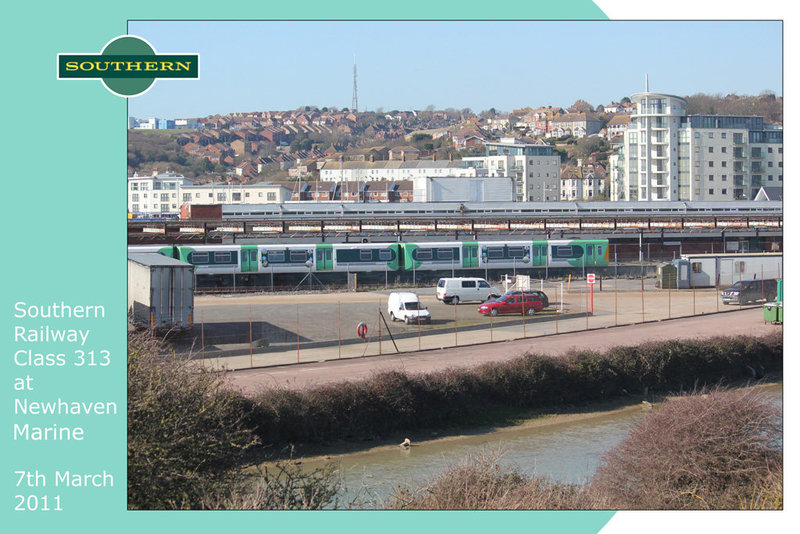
[248,333,782,446]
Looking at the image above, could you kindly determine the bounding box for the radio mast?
[352,54,358,112]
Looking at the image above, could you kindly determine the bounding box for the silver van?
[436,277,500,305]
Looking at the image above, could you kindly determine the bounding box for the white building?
[178,181,292,205]
[610,90,783,201]
[128,171,193,216]
[462,138,561,202]
[412,176,514,202]
[318,159,479,182]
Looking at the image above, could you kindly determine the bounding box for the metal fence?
[164,268,782,371]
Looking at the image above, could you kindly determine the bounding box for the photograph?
[125,19,783,513]
[2,2,791,534]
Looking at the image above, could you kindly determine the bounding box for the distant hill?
[685,92,782,123]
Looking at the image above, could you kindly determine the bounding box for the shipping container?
[128,253,194,331]
[180,203,223,219]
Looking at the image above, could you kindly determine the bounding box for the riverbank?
[273,379,782,463]
[246,333,782,449]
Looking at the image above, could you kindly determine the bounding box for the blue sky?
[127,20,782,119]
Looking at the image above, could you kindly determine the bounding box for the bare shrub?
[589,387,782,509]
[127,332,259,509]
[389,449,592,510]
[200,458,342,510]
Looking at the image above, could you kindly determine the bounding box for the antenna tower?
[352,54,358,112]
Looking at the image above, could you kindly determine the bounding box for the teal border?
[2,2,615,533]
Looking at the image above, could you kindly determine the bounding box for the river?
[295,383,782,509]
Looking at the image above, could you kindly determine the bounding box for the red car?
[478,292,545,316]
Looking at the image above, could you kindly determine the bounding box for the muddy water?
[301,384,782,509]
[304,404,646,508]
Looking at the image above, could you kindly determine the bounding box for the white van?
[388,292,431,324]
[436,277,500,305]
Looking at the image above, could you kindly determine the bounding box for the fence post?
[249,306,253,368]
[454,300,458,346]
[641,274,645,323]
[338,301,342,359]
[296,303,300,363]
[201,309,205,366]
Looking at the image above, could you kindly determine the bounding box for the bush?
[127,334,259,509]
[250,334,782,446]
[389,449,591,510]
[589,387,782,509]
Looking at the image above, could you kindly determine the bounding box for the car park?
[721,279,777,305]
[436,277,501,305]
[478,291,545,316]
[387,292,431,324]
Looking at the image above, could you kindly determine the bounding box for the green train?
[128,238,609,275]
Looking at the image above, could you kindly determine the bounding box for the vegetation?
[590,386,782,509]
[685,91,782,123]
[248,333,781,445]
[127,333,258,509]
[128,332,782,510]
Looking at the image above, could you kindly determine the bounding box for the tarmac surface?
[224,307,780,394]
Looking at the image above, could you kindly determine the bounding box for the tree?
[572,99,594,113]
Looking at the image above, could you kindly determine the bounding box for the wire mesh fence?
[160,268,782,371]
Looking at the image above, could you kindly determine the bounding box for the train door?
[241,245,259,272]
[316,244,334,271]
[531,242,547,267]
[462,242,479,268]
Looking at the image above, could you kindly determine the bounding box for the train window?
[414,249,433,261]
[486,248,504,260]
[189,252,209,264]
[597,245,603,256]
[360,249,373,261]
[317,250,323,261]
[379,249,393,261]
[267,251,285,263]
[289,250,307,263]
[553,246,582,258]
[326,250,332,260]
[508,247,525,258]
[438,249,454,260]
[214,252,233,264]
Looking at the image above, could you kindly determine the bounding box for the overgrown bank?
[128,332,782,509]
[248,333,781,446]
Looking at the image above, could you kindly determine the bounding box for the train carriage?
[547,239,609,268]
[476,240,536,270]
[329,243,400,272]
[255,244,317,273]
[401,241,466,271]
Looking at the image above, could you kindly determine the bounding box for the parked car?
[721,279,777,305]
[504,289,549,308]
[436,277,501,305]
[478,291,545,316]
[388,292,431,324]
